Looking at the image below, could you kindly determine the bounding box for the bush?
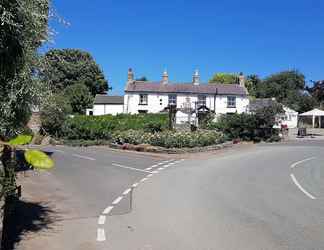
[112,130,224,148]
[40,94,72,137]
[60,114,168,140]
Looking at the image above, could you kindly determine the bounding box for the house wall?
[124,92,249,115]
[93,104,124,116]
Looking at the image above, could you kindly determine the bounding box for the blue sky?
[50,0,324,95]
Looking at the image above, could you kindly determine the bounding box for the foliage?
[24,150,54,169]
[64,83,93,114]
[60,114,168,140]
[112,130,224,148]
[9,135,32,146]
[307,80,324,108]
[43,49,108,96]
[245,75,262,97]
[207,103,283,141]
[136,76,148,81]
[207,113,257,140]
[250,70,315,113]
[40,94,72,136]
[209,73,238,84]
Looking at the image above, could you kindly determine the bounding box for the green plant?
[112,130,224,148]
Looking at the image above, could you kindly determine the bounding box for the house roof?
[125,81,248,96]
[249,98,278,111]
[94,95,124,105]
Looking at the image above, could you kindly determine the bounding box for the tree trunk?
[1,145,15,250]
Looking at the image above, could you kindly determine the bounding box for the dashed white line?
[290,157,316,169]
[98,215,106,225]
[97,228,106,242]
[147,174,153,178]
[72,154,96,161]
[152,171,159,174]
[112,196,123,205]
[140,177,148,183]
[123,188,132,195]
[102,206,114,215]
[158,167,164,170]
[112,163,152,173]
[132,182,139,188]
[290,173,316,200]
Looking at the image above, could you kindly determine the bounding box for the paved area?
[14,141,324,250]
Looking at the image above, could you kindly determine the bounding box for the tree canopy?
[64,83,93,114]
[43,48,108,96]
[209,73,238,84]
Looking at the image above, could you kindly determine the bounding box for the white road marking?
[145,167,152,171]
[158,167,164,170]
[72,154,96,161]
[112,196,123,205]
[112,163,152,173]
[290,173,316,200]
[132,182,139,188]
[290,157,316,169]
[97,228,106,242]
[102,206,114,215]
[147,174,153,178]
[140,177,148,183]
[152,171,159,174]
[98,215,106,225]
[123,188,132,195]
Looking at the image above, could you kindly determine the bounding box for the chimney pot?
[162,70,169,85]
[128,68,134,82]
[193,69,200,85]
[239,72,245,87]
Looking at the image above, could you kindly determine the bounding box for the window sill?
[138,103,148,106]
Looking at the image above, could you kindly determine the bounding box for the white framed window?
[139,94,148,105]
[168,94,177,106]
[198,95,206,106]
[227,96,236,108]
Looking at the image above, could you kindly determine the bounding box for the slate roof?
[249,98,278,111]
[94,95,124,104]
[125,81,248,96]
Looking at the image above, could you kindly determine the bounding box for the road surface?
[16,141,324,250]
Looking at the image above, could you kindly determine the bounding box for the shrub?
[112,130,224,148]
[60,114,168,140]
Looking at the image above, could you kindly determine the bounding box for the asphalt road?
[103,141,324,250]
[16,141,324,250]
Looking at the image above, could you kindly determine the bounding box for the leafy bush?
[60,114,168,140]
[207,113,257,140]
[112,130,224,148]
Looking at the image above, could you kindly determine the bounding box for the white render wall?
[124,93,249,115]
[93,104,124,116]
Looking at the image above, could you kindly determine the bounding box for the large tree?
[0,1,53,248]
[43,49,108,96]
[64,83,93,114]
[307,80,324,108]
[209,73,239,84]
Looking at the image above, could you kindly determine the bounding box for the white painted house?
[86,95,124,116]
[124,69,249,123]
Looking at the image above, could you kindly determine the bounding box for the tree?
[209,73,239,84]
[258,70,305,102]
[245,75,262,97]
[43,49,108,96]
[64,83,93,114]
[136,76,148,81]
[0,1,54,248]
[307,80,324,108]
[40,94,72,136]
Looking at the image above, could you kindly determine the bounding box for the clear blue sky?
[50,0,324,95]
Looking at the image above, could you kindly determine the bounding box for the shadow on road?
[1,199,58,250]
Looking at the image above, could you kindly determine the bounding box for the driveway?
[15,141,324,250]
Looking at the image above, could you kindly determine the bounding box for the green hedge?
[112,130,224,148]
[60,114,168,140]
